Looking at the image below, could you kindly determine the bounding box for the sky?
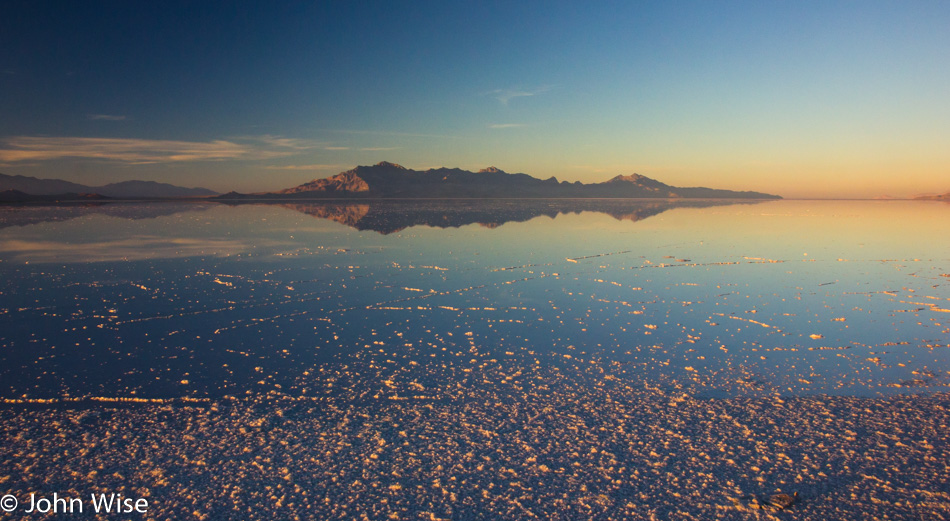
[1,1,948,199]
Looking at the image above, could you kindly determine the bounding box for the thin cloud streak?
[87,114,127,121]
[489,123,527,129]
[263,164,344,170]
[486,85,553,105]
[325,145,400,151]
[0,136,314,164]
[251,135,323,150]
[317,129,456,139]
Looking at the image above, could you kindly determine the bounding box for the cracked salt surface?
[0,199,948,519]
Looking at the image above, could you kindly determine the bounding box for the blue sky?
[1,1,948,198]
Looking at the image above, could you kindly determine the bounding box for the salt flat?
[2,363,948,520]
[1,199,948,519]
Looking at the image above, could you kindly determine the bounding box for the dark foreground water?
[1,199,948,519]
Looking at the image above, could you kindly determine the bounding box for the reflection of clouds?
[0,236,293,264]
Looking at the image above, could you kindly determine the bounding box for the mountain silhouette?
[217,162,781,200]
[914,192,950,201]
[0,173,218,198]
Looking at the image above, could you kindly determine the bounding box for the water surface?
[2,199,947,400]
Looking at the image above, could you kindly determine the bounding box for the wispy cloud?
[87,114,127,121]
[489,123,527,129]
[324,145,400,151]
[263,164,344,171]
[318,129,455,139]
[486,86,553,105]
[0,136,316,164]
[252,135,322,150]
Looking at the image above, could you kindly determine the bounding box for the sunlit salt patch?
[1,396,209,405]
[712,313,781,331]
[565,250,633,263]
[742,256,784,263]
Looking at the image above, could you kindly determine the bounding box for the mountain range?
[2,162,782,201]
[0,172,218,198]
[914,192,950,201]
[219,162,782,200]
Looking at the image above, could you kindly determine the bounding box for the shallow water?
[2,199,950,520]
[1,199,948,400]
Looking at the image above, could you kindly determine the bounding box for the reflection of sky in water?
[0,200,947,400]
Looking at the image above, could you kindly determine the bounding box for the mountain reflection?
[244,199,766,234]
[0,199,767,232]
[0,202,212,229]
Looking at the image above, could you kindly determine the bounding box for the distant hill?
[0,173,218,198]
[218,162,781,200]
[914,192,950,201]
[0,189,111,203]
[0,173,89,195]
[93,180,218,198]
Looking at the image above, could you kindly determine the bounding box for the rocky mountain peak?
[608,173,648,183]
[375,161,407,169]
